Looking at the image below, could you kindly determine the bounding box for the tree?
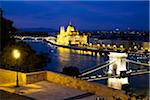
[36,52,51,70]
[0,9,50,72]
[62,66,80,77]
[0,42,50,72]
[0,8,16,52]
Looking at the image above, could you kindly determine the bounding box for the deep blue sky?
[0,1,149,30]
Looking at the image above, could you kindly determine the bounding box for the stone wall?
[46,71,128,100]
[0,69,46,85]
[0,69,128,99]
[0,69,26,85]
[26,71,47,84]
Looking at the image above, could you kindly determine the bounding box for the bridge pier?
[108,52,128,90]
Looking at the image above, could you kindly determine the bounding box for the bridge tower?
[108,52,128,90]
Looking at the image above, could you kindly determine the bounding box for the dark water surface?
[27,41,149,96]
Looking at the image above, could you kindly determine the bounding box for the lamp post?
[12,49,20,87]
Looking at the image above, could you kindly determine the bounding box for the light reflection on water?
[26,41,108,72]
[26,41,149,96]
[56,47,108,72]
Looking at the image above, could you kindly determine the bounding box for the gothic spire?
[69,20,72,26]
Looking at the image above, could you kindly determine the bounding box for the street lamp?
[12,49,20,87]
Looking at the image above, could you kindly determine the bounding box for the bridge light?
[98,75,102,77]
[141,47,143,50]
[102,44,105,48]
[120,45,123,48]
[134,46,137,50]
[107,44,110,47]
[97,44,100,46]
[89,43,92,46]
[113,45,116,48]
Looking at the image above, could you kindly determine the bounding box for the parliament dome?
[67,21,75,32]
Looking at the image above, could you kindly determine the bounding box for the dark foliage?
[0,42,51,73]
[0,8,16,51]
[62,66,80,77]
[0,9,51,73]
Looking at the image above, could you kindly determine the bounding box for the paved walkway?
[63,92,95,100]
[0,81,98,100]
[0,90,34,100]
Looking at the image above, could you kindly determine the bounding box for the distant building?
[143,42,150,51]
[57,21,87,45]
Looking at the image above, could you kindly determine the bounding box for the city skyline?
[1,1,149,31]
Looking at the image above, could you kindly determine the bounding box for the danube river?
[26,41,149,96]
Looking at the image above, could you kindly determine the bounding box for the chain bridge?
[79,52,150,90]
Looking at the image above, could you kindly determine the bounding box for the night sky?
[0,1,149,31]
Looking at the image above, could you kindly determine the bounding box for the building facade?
[57,22,87,46]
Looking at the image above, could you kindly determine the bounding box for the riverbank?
[44,39,113,53]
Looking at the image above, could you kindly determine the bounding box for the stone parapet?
[0,68,128,99]
[26,71,47,84]
[0,69,26,85]
[46,71,128,100]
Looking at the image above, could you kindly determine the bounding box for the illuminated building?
[57,21,87,46]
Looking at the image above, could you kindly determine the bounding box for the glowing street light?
[13,49,20,59]
[12,49,20,87]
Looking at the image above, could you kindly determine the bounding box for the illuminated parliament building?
[57,22,88,46]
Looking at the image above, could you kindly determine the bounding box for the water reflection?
[56,47,108,72]
[26,41,108,72]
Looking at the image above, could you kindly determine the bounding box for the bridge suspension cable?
[126,59,150,67]
[130,70,150,76]
[85,70,150,82]
[87,76,110,81]
[79,60,115,77]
